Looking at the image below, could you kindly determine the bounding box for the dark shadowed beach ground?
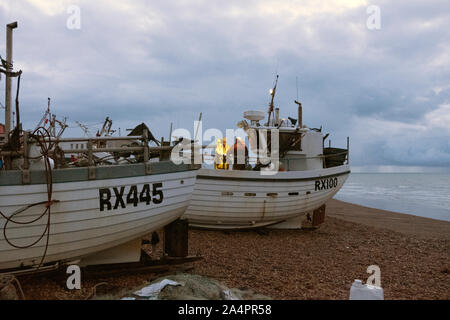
[19,199,450,300]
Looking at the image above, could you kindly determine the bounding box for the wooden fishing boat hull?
[184,165,350,229]
[0,162,197,270]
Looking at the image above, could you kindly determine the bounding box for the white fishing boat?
[0,22,199,272]
[0,161,197,271]
[184,76,350,229]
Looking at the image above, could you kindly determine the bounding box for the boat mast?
[294,75,302,128]
[266,75,278,126]
[35,98,51,130]
[97,116,112,137]
[4,22,18,143]
[294,100,302,128]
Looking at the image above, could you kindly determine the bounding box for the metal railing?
[0,130,186,180]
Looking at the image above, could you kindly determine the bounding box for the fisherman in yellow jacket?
[214,138,230,170]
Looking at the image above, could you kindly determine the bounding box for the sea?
[334,173,450,222]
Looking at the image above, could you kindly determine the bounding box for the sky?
[0,0,449,171]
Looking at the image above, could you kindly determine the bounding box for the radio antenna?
[266,75,279,126]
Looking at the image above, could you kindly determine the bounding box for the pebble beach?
[18,199,450,300]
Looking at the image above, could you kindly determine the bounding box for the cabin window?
[244,192,256,197]
[288,192,299,196]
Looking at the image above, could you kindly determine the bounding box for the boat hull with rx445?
[0,21,199,272]
[184,75,350,229]
[0,162,197,271]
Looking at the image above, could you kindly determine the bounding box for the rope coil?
[0,126,58,269]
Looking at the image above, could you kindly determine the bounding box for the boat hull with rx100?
[184,75,350,229]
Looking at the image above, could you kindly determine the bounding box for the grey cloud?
[0,0,449,168]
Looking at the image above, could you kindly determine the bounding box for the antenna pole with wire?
[266,75,279,126]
